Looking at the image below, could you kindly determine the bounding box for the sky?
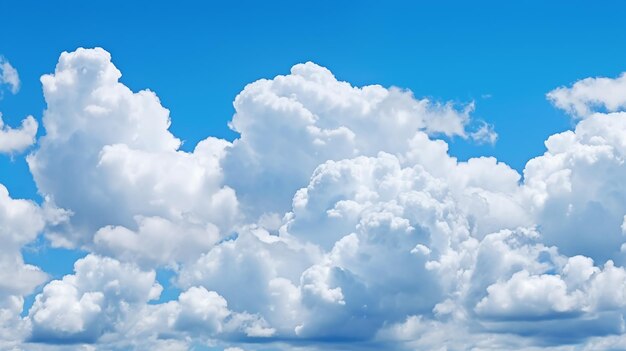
[2,1,626,350]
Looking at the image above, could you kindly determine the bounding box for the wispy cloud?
[0,56,20,94]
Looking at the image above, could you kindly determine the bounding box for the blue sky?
[3,1,626,350]
[3,1,626,182]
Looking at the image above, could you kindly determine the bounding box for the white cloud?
[0,57,37,155]
[548,72,626,118]
[28,254,162,343]
[174,287,231,334]
[178,151,530,342]
[522,111,626,262]
[177,226,316,336]
[475,270,583,318]
[0,56,20,94]
[173,286,275,338]
[84,284,275,349]
[28,48,238,254]
[0,184,48,346]
[0,114,38,154]
[223,62,494,219]
[0,184,45,248]
[93,215,221,267]
[470,121,498,144]
[3,47,626,350]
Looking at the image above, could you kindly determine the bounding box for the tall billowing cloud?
[523,112,626,262]
[2,48,626,350]
[28,48,238,256]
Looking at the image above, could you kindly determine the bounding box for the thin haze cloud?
[0,56,20,94]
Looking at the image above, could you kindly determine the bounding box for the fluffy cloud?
[177,153,531,344]
[548,72,626,118]
[223,62,496,219]
[0,56,20,94]
[537,75,626,263]
[3,47,626,350]
[177,226,315,337]
[0,184,48,347]
[28,254,162,344]
[28,48,237,257]
[523,112,626,262]
[74,284,275,350]
[0,56,37,154]
[173,286,274,339]
[0,114,38,154]
[93,215,221,267]
[475,270,582,318]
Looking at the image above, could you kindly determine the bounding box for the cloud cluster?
[223,62,496,218]
[2,48,626,350]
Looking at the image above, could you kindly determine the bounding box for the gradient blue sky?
[3,2,626,349]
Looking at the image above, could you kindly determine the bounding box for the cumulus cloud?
[69,283,276,349]
[223,62,496,219]
[0,113,38,154]
[3,47,626,350]
[28,254,162,344]
[523,111,626,262]
[93,215,221,267]
[28,48,237,254]
[0,184,48,346]
[548,72,626,118]
[0,56,20,94]
[475,270,582,318]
